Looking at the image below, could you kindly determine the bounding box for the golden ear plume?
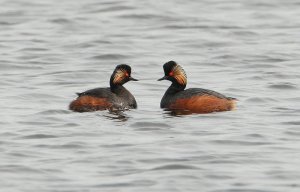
[172,64,187,85]
[113,69,126,84]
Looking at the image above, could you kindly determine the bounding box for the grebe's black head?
[158,61,187,86]
[110,64,138,86]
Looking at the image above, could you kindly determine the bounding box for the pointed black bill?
[129,76,138,81]
[158,76,167,81]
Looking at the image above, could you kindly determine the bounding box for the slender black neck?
[110,83,125,93]
[160,82,186,108]
[165,82,186,95]
[110,78,130,96]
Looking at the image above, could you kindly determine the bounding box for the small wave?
[20,134,58,139]
[35,142,86,149]
[245,97,277,103]
[151,164,199,171]
[93,180,156,188]
[232,30,258,36]
[282,121,300,125]
[130,121,172,129]
[0,165,43,174]
[0,21,17,26]
[101,143,133,148]
[19,47,49,52]
[206,174,234,179]
[268,83,297,90]
[165,24,242,30]
[87,5,135,14]
[285,130,300,136]
[212,139,272,146]
[50,18,73,24]
[245,133,265,138]
[36,109,71,115]
[206,159,238,164]
[212,189,273,192]
[91,54,129,60]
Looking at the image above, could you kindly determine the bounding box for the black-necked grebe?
[158,61,236,113]
[69,64,138,112]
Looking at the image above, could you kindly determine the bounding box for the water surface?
[1,0,300,191]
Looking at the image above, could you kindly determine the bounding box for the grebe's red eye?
[169,71,174,76]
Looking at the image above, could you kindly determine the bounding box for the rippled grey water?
[1,0,300,191]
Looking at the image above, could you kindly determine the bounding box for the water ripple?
[268,82,298,90]
[151,164,199,171]
[20,134,58,139]
[91,53,129,60]
[212,140,273,146]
